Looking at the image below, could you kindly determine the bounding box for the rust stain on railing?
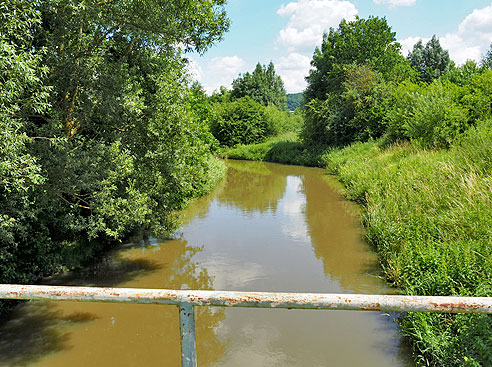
[0,285,490,313]
[1,284,491,367]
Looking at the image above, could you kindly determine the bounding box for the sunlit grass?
[323,119,492,367]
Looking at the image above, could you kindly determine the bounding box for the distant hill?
[286,93,304,111]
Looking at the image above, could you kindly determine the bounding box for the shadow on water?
[0,253,161,366]
[45,253,163,288]
[0,302,98,366]
[0,237,226,367]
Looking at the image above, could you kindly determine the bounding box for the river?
[0,160,413,366]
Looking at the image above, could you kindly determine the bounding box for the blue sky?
[189,0,492,94]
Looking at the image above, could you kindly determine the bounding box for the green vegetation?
[2,4,491,365]
[211,97,271,147]
[407,36,451,82]
[303,16,415,147]
[323,125,491,367]
[209,61,300,147]
[231,62,286,109]
[221,15,492,367]
[286,93,304,111]
[0,0,228,306]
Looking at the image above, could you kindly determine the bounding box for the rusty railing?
[0,284,491,367]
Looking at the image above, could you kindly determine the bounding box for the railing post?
[179,303,197,367]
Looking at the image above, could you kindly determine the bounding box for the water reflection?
[302,170,388,293]
[217,160,287,214]
[1,240,225,367]
[1,160,413,367]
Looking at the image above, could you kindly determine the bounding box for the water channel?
[0,160,413,366]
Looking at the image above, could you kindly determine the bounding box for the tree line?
[302,16,492,149]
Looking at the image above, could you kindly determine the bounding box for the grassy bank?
[219,132,325,167]
[221,122,492,366]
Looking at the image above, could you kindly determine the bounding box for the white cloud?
[196,254,265,290]
[275,52,311,93]
[399,4,492,65]
[277,0,358,51]
[373,0,416,7]
[191,56,247,94]
[398,36,430,57]
[186,57,203,81]
[440,35,482,65]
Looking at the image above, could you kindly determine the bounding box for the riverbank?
[220,120,492,367]
[0,157,227,318]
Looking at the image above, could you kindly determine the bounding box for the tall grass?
[324,119,492,366]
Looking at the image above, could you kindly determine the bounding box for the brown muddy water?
[0,160,413,367]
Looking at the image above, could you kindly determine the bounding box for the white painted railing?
[1,284,491,367]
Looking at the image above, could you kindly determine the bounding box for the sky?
[188,0,492,94]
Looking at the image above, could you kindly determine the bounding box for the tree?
[231,62,286,109]
[303,16,411,146]
[0,0,230,290]
[408,36,451,82]
[0,0,54,285]
[442,60,480,86]
[305,16,410,101]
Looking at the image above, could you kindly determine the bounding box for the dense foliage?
[407,36,451,82]
[231,62,286,109]
[210,61,297,147]
[286,93,304,111]
[305,16,410,101]
[0,0,229,290]
[303,16,414,146]
[210,97,271,147]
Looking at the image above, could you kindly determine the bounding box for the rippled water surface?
[0,160,413,367]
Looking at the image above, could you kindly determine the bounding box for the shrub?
[461,70,492,122]
[264,104,303,135]
[385,81,468,148]
[211,97,270,147]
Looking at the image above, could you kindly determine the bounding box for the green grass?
[219,132,328,167]
[322,120,492,367]
[220,120,492,366]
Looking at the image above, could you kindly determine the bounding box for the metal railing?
[1,284,491,367]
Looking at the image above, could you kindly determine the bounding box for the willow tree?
[0,0,230,286]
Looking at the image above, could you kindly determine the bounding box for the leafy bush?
[385,81,468,148]
[211,97,271,147]
[461,70,492,122]
[264,104,303,135]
